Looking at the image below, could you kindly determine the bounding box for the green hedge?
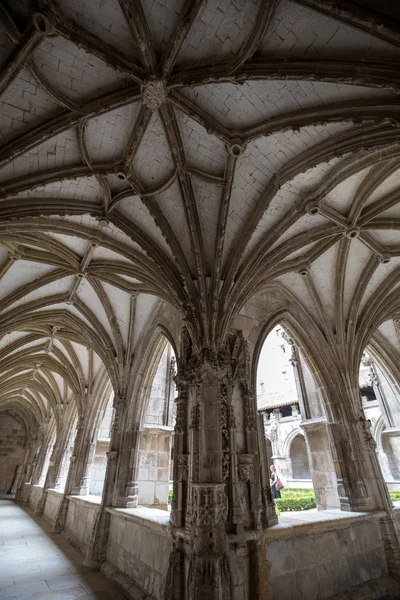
[389,490,400,502]
[275,496,316,512]
[168,490,173,505]
[280,488,315,499]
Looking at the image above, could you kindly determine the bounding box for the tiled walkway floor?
[0,498,125,599]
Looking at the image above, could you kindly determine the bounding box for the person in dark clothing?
[270,465,282,499]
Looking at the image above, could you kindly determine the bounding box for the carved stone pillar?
[84,396,128,567]
[165,330,275,600]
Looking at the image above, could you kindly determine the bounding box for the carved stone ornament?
[190,403,201,430]
[175,401,185,434]
[238,454,254,482]
[222,449,230,481]
[191,484,227,528]
[142,79,167,110]
[106,450,118,461]
[177,454,189,481]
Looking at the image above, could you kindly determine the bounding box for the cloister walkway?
[0,499,124,600]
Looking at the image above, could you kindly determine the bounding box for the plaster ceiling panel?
[100,281,131,348]
[131,294,159,351]
[85,102,141,164]
[177,0,260,66]
[363,168,400,208]
[176,111,226,175]
[324,168,372,216]
[142,0,186,54]
[31,302,94,331]
[132,112,175,187]
[0,332,30,352]
[260,0,400,60]
[223,127,349,264]
[57,0,138,59]
[367,230,400,245]
[33,37,130,102]
[244,158,344,260]
[180,81,397,131]
[91,246,133,265]
[117,195,174,260]
[46,233,88,257]
[343,238,373,322]
[361,257,400,314]
[6,276,75,313]
[0,128,81,183]
[377,204,400,219]
[282,241,319,262]
[13,176,103,201]
[192,178,220,274]
[308,241,340,326]
[69,341,89,381]
[269,214,330,253]
[0,261,56,300]
[277,272,316,316]
[378,320,400,353]
[76,279,114,339]
[152,180,196,271]
[0,68,61,146]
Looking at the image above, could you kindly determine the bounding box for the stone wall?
[43,489,63,527]
[63,496,101,554]
[0,413,26,493]
[89,440,109,496]
[265,513,387,599]
[138,426,173,509]
[105,507,171,600]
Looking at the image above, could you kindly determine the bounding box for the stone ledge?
[67,494,102,507]
[265,509,386,541]
[46,488,63,496]
[106,505,170,536]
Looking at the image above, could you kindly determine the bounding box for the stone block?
[270,572,297,600]
[138,481,156,505]
[296,567,319,600]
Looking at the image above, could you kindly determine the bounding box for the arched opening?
[290,434,310,480]
[89,393,114,496]
[359,351,400,492]
[257,323,339,510]
[138,336,176,510]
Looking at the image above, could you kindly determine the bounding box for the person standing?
[270,465,282,499]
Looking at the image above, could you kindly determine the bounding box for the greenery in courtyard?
[275,488,316,512]
[167,488,400,511]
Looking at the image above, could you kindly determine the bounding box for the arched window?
[290,435,310,480]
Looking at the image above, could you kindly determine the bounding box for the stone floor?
[0,498,125,600]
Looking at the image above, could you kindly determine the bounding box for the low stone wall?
[265,510,388,599]
[63,495,101,554]
[104,506,172,600]
[28,484,44,512]
[43,489,63,527]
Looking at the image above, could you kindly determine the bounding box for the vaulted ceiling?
[1,0,400,431]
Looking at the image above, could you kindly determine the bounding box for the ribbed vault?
[1,0,400,433]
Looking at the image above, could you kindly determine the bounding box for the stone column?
[165,330,276,600]
[35,443,65,515]
[300,417,340,510]
[84,396,128,567]
[53,415,87,532]
[15,437,38,502]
